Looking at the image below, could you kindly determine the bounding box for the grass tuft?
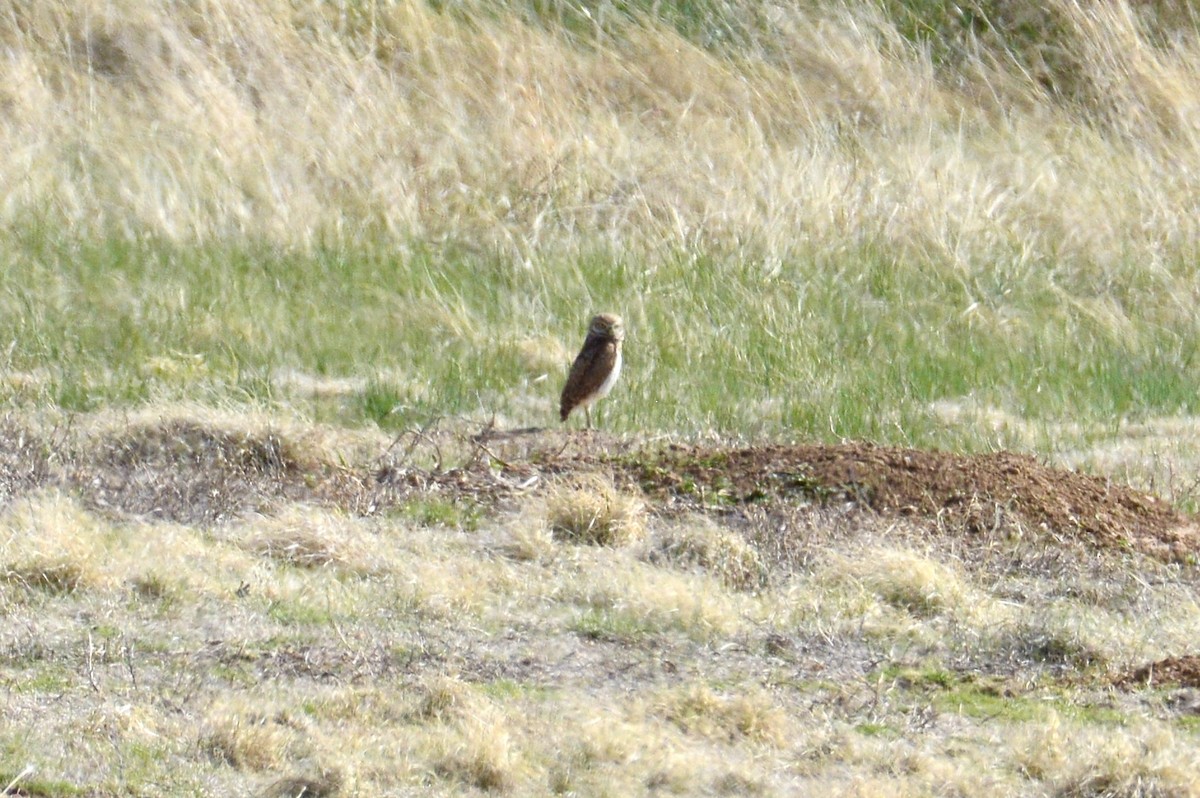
[262,769,344,798]
[501,518,557,562]
[410,676,478,723]
[1013,716,1200,796]
[129,571,180,603]
[200,709,298,772]
[0,492,105,595]
[655,683,787,745]
[432,728,514,793]
[647,516,767,591]
[851,549,970,618]
[239,507,380,574]
[420,682,518,792]
[545,475,646,546]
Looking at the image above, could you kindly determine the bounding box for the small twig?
[380,428,413,461]
[420,427,445,472]
[123,637,138,691]
[3,764,34,795]
[327,588,354,656]
[473,440,513,471]
[85,631,101,694]
[485,468,540,493]
[406,417,445,471]
[514,474,540,492]
[552,434,573,460]
[472,413,498,443]
[379,417,443,470]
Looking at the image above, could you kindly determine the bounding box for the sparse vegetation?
[646,515,767,591]
[654,683,788,745]
[545,474,646,546]
[0,414,1196,794]
[6,0,1200,794]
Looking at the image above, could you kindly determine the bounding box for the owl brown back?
[560,314,624,425]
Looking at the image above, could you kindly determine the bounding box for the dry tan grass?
[653,683,789,746]
[1013,715,1200,797]
[648,515,767,591]
[409,675,479,723]
[545,473,646,547]
[405,677,522,791]
[238,505,381,573]
[430,713,519,793]
[2,0,1199,278]
[81,403,386,472]
[4,389,1200,792]
[0,491,106,594]
[544,526,759,640]
[200,708,298,772]
[840,546,977,619]
[500,517,558,563]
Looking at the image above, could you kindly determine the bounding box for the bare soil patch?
[599,442,1195,559]
[1115,655,1200,689]
[1,419,1194,559]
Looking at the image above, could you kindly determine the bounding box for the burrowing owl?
[560,313,624,429]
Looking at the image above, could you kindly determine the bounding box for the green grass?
[12,668,75,694]
[570,607,664,643]
[264,596,336,627]
[881,666,1132,726]
[0,770,82,798]
[393,497,484,530]
[3,0,1200,460]
[4,229,1199,452]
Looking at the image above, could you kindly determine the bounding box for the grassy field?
[4,0,1200,451]
[5,0,1200,794]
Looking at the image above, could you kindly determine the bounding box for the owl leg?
[585,406,593,430]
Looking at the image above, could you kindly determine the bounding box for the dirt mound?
[0,418,1194,558]
[602,442,1195,558]
[1114,656,1200,689]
